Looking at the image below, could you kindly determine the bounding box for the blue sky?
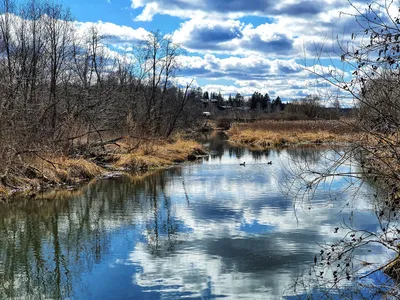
[57,0,379,103]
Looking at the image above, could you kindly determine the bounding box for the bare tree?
[41,2,73,134]
[0,0,200,185]
[289,0,400,297]
[132,31,192,137]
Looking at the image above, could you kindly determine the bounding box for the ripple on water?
[0,139,388,299]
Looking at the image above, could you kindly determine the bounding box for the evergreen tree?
[272,96,283,112]
[261,93,271,111]
[250,93,257,110]
[228,94,233,106]
[217,92,224,105]
[203,91,209,100]
[194,87,203,100]
[250,91,262,110]
[234,93,244,107]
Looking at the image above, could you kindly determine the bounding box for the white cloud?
[176,54,346,100]
[75,21,150,46]
[169,7,361,59]
[131,0,348,21]
[116,149,393,298]
[134,2,159,21]
[171,18,296,57]
[78,0,378,100]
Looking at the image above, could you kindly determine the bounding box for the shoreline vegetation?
[0,137,206,201]
[226,119,359,148]
[0,118,370,201]
[0,117,393,201]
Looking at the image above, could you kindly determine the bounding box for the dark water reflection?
[0,133,392,299]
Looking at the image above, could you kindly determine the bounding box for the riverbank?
[227,119,358,148]
[0,137,206,201]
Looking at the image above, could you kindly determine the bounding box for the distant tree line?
[200,88,342,119]
[248,92,285,112]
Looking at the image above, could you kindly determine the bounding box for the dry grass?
[231,119,358,133]
[0,136,205,199]
[116,139,204,170]
[0,157,105,196]
[117,154,170,169]
[0,186,7,197]
[53,158,105,184]
[228,119,358,148]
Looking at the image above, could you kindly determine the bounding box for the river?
[0,132,395,299]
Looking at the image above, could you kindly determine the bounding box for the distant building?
[217,105,233,110]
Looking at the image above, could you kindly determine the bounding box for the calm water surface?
[0,133,392,299]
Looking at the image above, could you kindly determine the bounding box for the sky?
[55,0,377,103]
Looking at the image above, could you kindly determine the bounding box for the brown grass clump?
[157,139,204,161]
[0,185,7,198]
[54,158,104,183]
[117,153,170,170]
[12,157,106,188]
[116,139,204,170]
[228,119,358,148]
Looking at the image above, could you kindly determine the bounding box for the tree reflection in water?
[0,168,182,299]
[0,138,390,299]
